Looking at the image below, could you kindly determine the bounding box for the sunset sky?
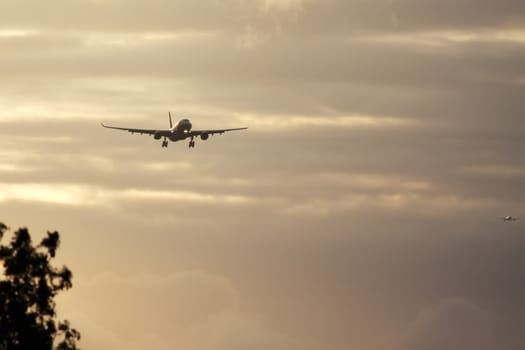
[1,1,525,349]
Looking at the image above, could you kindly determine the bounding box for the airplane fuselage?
[167,119,192,141]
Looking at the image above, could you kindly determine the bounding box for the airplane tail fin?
[169,112,173,129]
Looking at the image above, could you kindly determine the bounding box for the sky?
[1,0,525,349]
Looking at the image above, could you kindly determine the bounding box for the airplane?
[101,112,248,148]
[499,215,519,221]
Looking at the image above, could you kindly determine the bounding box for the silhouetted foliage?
[0,223,80,350]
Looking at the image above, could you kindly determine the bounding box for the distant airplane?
[499,215,519,221]
[101,112,248,148]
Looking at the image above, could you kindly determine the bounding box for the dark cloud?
[0,0,301,32]
[395,298,494,350]
[2,0,524,34]
[392,0,525,31]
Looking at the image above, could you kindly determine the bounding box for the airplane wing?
[101,123,169,136]
[189,127,248,137]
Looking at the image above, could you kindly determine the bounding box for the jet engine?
[200,133,209,140]
[154,132,162,140]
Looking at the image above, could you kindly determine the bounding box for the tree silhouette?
[0,223,80,350]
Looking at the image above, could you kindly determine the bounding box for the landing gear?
[188,137,195,148]
[161,139,169,148]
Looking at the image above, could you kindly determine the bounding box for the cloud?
[284,193,499,216]
[236,114,416,130]
[0,0,307,34]
[1,0,524,38]
[388,0,525,31]
[256,0,305,14]
[393,298,494,350]
[361,29,525,46]
[59,271,301,350]
[462,164,525,177]
[0,183,253,207]
[0,183,95,206]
